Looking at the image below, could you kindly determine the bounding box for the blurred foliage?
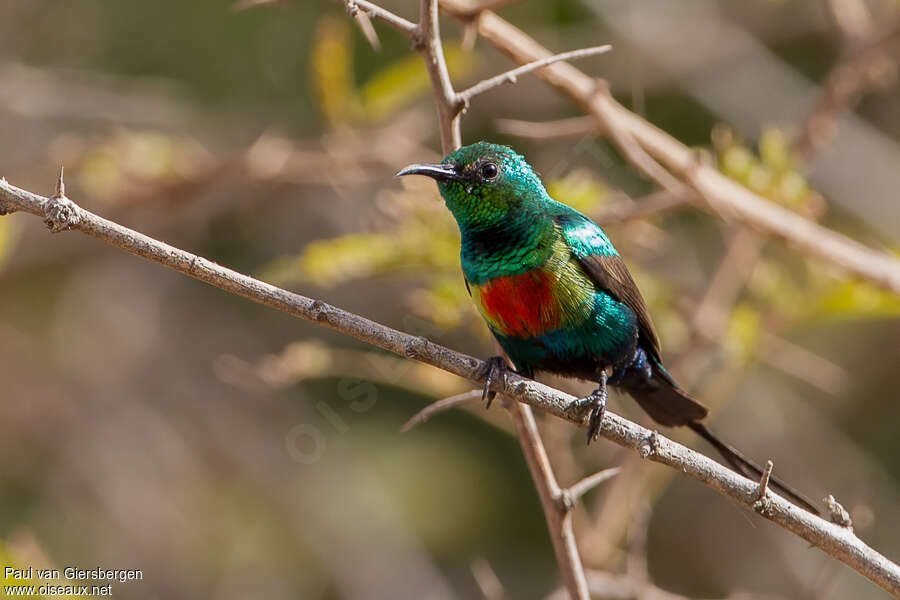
[0,539,84,600]
[712,125,900,331]
[77,131,211,202]
[0,220,17,272]
[724,303,763,361]
[714,125,821,214]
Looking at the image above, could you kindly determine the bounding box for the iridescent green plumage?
[396,141,819,514]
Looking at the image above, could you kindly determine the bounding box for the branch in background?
[792,16,900,161]
[589,83,692,200]
[340,0,418,35]
[440,0,900,296]
[506,401,590,599]
[593,190,689,226]
[416,0,462,153]
[345,1,382,51]
[455,45,611,108]
[827,0,876,42]
[469,557,507,600]
[334,0,611,155]
[401,389,481,431]
[452,0,521,20]
[561,466,621,509]
[495,116,601,140]
[1,177,898,595]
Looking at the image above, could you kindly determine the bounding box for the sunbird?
[398,141,817,513]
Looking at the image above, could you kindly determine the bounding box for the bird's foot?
[479,356,508,409]
[567,372,608,444]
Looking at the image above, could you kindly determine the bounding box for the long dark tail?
[621,364,820,515]
[686,421,820,515]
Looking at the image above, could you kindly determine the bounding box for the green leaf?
[311,15,361,125]
[359,46,477,122]
[0,219,19,272]
[725,303,762,360]
[815,278,900,319]
[545,169,610,214]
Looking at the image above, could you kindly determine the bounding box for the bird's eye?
[480,162,499,180]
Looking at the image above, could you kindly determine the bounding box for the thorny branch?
[506,401,590,600]
[334,0,611,155]
[455,45,611,107]
[1,175,899,596]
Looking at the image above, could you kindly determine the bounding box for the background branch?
[506,401,589,600]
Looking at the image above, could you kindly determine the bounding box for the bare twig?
[590,83,692,200]
[470,557,507,600]
[400,389,481,431]
[418,0,462,152]
[793,17,900,161]
[331,0,612,155]
[456,45,611,107]
[336,0,418,35]
[440,0,900,295]
[453,0,521,20]
[345,1,382,51]
[494,116,601,140]
[625,502,652,584]
[0,177,898,594]
[506,400,590,600]
[560,467,621,510]
[593,190,689,226]
[827,0,875,42]
[689,226,765,344]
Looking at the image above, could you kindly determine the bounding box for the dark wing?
[556,210,661,361]
[578,253,661,361]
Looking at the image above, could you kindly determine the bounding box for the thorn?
[824,495,854,530]
[400,390,482,432]
[753,460,774,514]
[559,466,621,511]
[54,165,66,199]
[346,2,381,52]
[461,23,478,50]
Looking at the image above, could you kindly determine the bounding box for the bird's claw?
[480,356,508,409]
[567,372,608,445]
[584,387,607,444]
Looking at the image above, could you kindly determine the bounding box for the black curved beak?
[395,163,460,181]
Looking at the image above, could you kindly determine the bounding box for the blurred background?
[1,0,899,598]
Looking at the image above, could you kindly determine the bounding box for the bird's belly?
[472,269,565,338]
[472,270,639,375]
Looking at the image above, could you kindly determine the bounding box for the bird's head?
[396,141,547,228]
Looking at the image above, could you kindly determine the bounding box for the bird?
[397,141,818,514]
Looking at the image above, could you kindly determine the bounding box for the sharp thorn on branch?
[55,165,65,199]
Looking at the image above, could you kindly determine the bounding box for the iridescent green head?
[396,141,548,229]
